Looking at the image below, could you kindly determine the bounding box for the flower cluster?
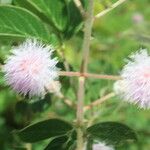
[114,49,150,109]
[4,39,150,109]
[3,39,58,98]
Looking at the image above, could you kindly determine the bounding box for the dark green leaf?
[44,136,68,150]
[64,0,83,38]
[13,0,42,16]
[44,129,77,150]
[30,93,51,113]
[28,0,68,32]
[15,101,30,115]
[16,118,73,142]
[14,147,27,150]
[86,137,93,150]
[0,5,51,43]
[25,0,84,38]
[44,136,75,150]
[16,93,51,114]
[87,122,137,146]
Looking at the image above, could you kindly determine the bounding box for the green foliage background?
[0,0,149,150]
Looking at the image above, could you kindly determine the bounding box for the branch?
[76,0,94,149]
[84,92,115,111]
[46,82,76,109]
[76,77,85,150]
[58,93,76,109]
[1,63,121,81]
[80,0,94,73]
[74,0,86,18]
[77,77,85,124]
[95,0,127,19]
[59,71,121,80]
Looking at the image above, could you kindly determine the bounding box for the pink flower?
[132,12,144,24]
[114,49,150,109]
[3,39,58,98]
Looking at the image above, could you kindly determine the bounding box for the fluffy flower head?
[3,39,58,98]
[114,49,150,109]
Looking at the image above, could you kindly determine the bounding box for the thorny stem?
[76,0,94,149]
[94,0,127,19]
[59,71,121,80]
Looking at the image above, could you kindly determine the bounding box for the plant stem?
[74,0,85,18]
[59,71,121,80]
[58,93,76,109]
[77,77,85,124]
[94,0,127,19]
[84,92,115,111]
[80,0,94,73]
[76,77,85,150]
[25,143,32,150]
[76,0,94,149]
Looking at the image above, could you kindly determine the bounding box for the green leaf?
[86,137,93,150]
[28,0,68,32]
[44,136,68,150]
[16,118,73,142]
[45,129,77,150]
[44,136,75,150]
[24,0,84,38]
[13,0,41,15]
[13,0,52,27]
[64,0,83,38]
[0,0,12,4]
[13,146,27,150]
[0,5,51,43]
[87,122,137,146]
[30,93,51,113]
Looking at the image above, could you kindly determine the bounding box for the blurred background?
[0,0,150,150]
